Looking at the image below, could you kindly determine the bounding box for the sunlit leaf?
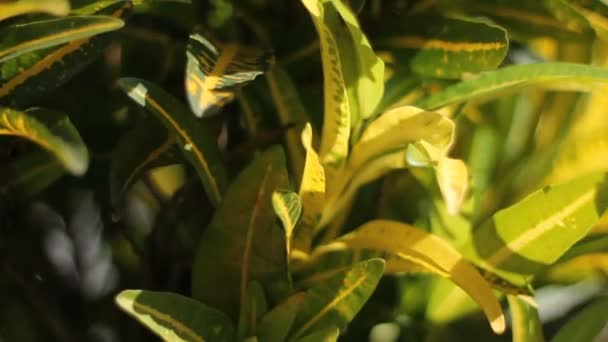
[507,295,544,342]
[117,77,228,206]
[185,33,273,117]
[273,190,303,258]
[0,0,70,21]
[192,146,290,319]
[115,289,235,342]
[0,107,88,175]
[416,63,608,110]
[289,258,385,339]
[0,15,124,63]
[464,172,608,286]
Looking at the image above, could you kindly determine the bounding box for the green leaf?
[238,281,268,339]
[546,131,608,184]
[294,123,326,253]
[374,16,508,79]
[0,15,124,63]
[297,326,339,342]
[508,295,544,342]
[0,107,88,175]
[0,0,70,21]
[1,149,64,198]
[115,289,235,342]
[273,190,303,257]
[551,296,608,342]
[117,77,228,207]
[416,63,608,110]
[301,0,385,167]
[185,33,273,117]
[109,118,178,212]
[289,258,385,340]
[309,220,506,334]
[257,292,306,342]
[464,172,608,286]
[192,146,290,319]
[0,1,131,107]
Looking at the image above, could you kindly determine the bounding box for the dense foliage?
[1,0,608,341]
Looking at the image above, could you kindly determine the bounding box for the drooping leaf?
[0,149,64,198]
[551,296,608,342]
[0,0,70,21]
[301,0,385,167]
[464,172,608,286]
[273,190,303,259]
[0,15,124,63]
[294,123,325,253]
[416,63,608,110]
[308,220,506,334]
[0,107,88,175]
[0,1,131,107]
[192,146,290,319]
[185,33,273,117]
[109,118,178,212]
[289,259,385,339]
[374,16,508,79]
[257,292,306,342]
[507,295,544,342]
[115,289,235,342]
[117,77,228,207]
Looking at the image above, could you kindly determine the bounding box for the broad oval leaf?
[115,289,235,342]
[464,172,608,286]
[289,258,385,340]
[551,296,608,342]
[416,62,608,110]
[310,220,506,334]
[192,146,290,319]
[0,0,70,21]
[374,16,508,79]
[0,107,88,175]
[301,0,385,166]
[185,33,273,117]
[0,15,124,63]
[117,77,228,207]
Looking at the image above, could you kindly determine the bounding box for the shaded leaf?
[115,289,235,342]
[238,281,268,339]
[551,296,608,342]
[0,149,64,197]
[257,292,306,342]
[185,33,273,117]
[289,259,385,339]
[0,107,88,175]
[416,63,608,110]
[117,77,228,206]
[192,146,290,319]
[0,15,124,63]
[0,0,70,21]
[297,326,339,342]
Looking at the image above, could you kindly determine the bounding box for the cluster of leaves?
[2,0,608,341]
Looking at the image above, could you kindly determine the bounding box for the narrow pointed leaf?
[508,295,544,342]
[297,326,339,342]
[117,77,227,206]
[192,146,290,319]
[374,16,508,79]
[464,172,608,286]
[0,16,124,63]
[551,296,608,342]
[294,123,325,253]
[416,63,608,110]
[257,293,306,342]
[0,107,88,175]
[273,190,303,258]
[289,259,385,339]
[115,289,235,342]
[185,33,273,117]
[0,0,70,21]
[310,220,506,334]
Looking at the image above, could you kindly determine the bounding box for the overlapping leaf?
[1,150,64,198]
[192,146,290,319]
[115,290,235,342]
[0,107,88,175]
[0,0,70,21]
[185,33,273,117]
[117,77,227,206]
[273,190,303,258]
[257,292,306,342]
[507,295,544,342]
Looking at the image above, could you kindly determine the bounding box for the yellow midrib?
[131,301,204,342]
[382,36,505,52]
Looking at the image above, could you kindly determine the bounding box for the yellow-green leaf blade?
[257,292,306,342]
[464,172,608,286]
[289,258,385,340]
[117,77,228,207]
[0,107,88,175]
[273,190,303,256]
[508,295,544,342]
[416,63,608,110]
[0,0,70,21]
[0,15,124,63]
[115,289,235,342]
